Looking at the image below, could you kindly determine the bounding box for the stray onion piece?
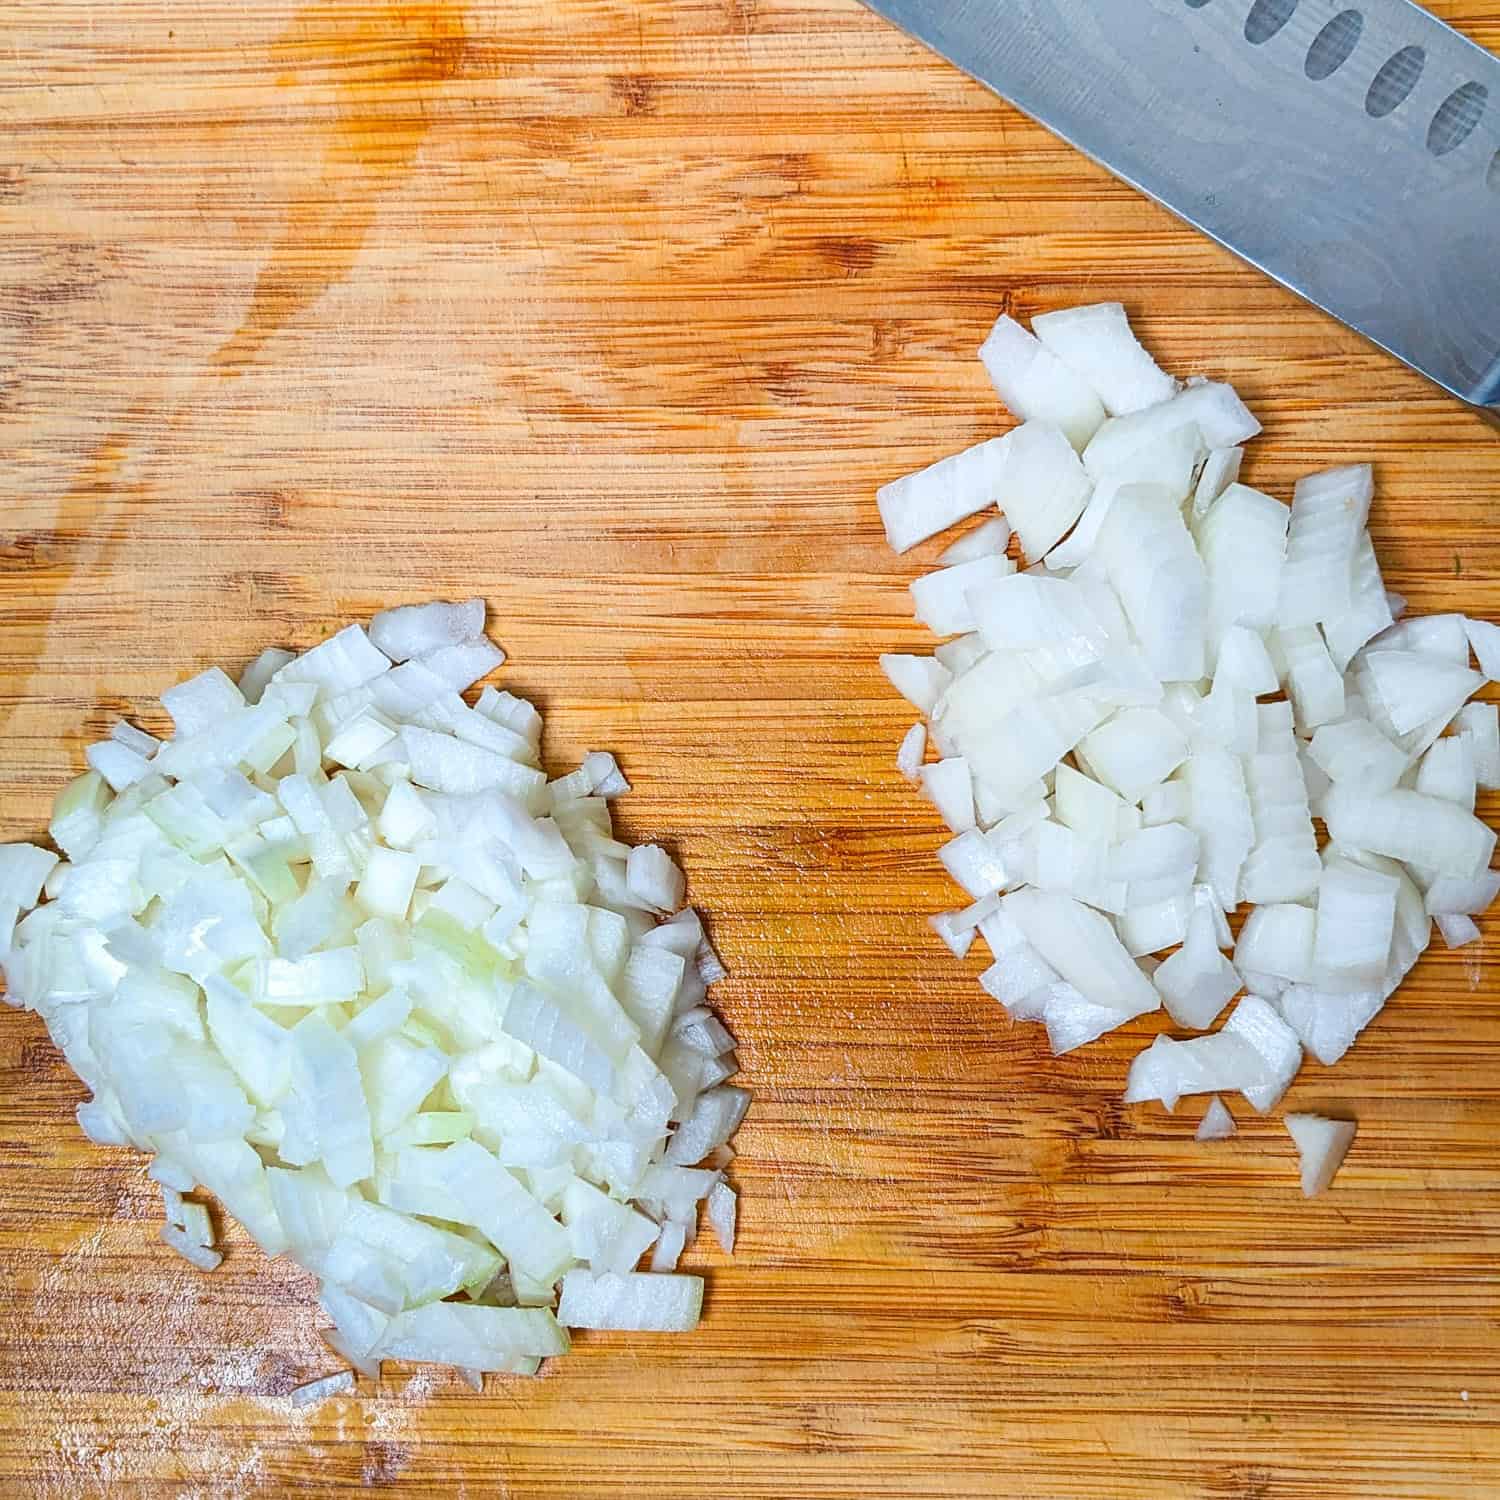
[0,602,745,1389]
[880,301,1499,1192]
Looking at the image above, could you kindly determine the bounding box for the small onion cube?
[978,313,1105,451]
[1285,1113,1356,1197]
[1437,913,1481,950]
[1195,1096,1237,1141]
[877,436,1012,554]
[160,1223,223,1272]
[288,1370,357,1408]
[896,723,927,781]
[556,1270,704,1333]
[1032,301,1177,416]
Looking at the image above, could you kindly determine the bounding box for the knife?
[858,0,1500,418]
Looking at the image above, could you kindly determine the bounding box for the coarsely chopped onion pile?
[0,601,747,1390]
[879,301,1499,1195]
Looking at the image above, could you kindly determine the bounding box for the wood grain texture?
[3,1,1500,1494]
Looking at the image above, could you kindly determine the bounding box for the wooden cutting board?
[4,1,1500,1493]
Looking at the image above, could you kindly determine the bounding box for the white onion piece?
[162,668,246,737]
[1117,894,1190,957]
[1195,1096,1237,1141]
[1095,424,1204,510]
[1094,485,1206,683]
[1052,763,1122,839]
[1030,820,1123,912]
[1216,626,1279,697]
[1277,627,1345,732]
[0,845,58,919]
[1276,466,1372,629]
[1322,534,1394,673]
[911,553,1019,637]
[289,1370,355,1408]
[939,516,1012,565]
[239,648,295,706]
[896,724,927,781]
[1181,748,1253,913]
[1424,870,1500,918]
[45,773,111,863]
[695,937,728,986]
[1222,994,1302,1113]
[706,1179,737,1253]
[929,911,975,959]
[1154,904,1240,1030]
[557,1269,704,1332]
[938,664,1108,812]
[665,1085,749,1165]
[1082,382,1257,481]
[878,437,1012,554]
[1416,734,1477,812]
[274,625,391,702]
[1377,613,1472,664]
[178,1200,214,1248]
[1032,302,1177,416]
[650,1219,687,1273]
[369,599,485,663]
[415,639,507,694]
[1455,702,1500,790]
[374,1302,568,1368]
[145,1155,183,1203]
[1002,887,1159,1019]
[933,633,987,678]
[1241,702,1320,905]
[995,422,1093,561]
[978,313,1105,451]
[1323,784,1495,879]
[1279,984,1385,1067]
[969,573,1106,660]
[1285,1114,1355,1197]
[626,845,686,915]
[939,830,1008,899]
[1464,616,1500,680]
[1307,718,1406,792]
[1077,708,1187,804]
[321,1314,384,1380]
[1192,448,1243,517]
[85,739,153,793]
[1235,903,1315,986]
[1123,1027,1273,1111]
[880,654,952,716]
[161,1222,223,1272]
[1313,858,1399,985]
[1437,913,1481,949]
[1362,651,1483,737]
[972,906,1134,1050]
[1025,982,1138,1055]
[1197,484,1287,642]
[1140,782,1190,828]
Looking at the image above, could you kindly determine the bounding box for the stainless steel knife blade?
[859,0,1500,413]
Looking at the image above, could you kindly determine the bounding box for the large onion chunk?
[0,602,745,1384]
[879,300,1499,1194]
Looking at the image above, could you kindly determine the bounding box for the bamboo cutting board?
[4,0,1500,1494]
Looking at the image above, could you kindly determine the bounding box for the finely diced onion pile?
[879,301,1498,1196]
[0,601,746,1389]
